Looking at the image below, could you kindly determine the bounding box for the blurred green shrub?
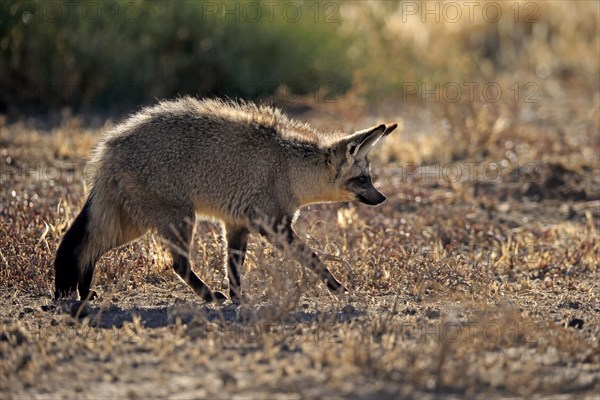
[0,0,353,113]
[1,1,597,114]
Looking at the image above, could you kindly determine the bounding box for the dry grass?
[343,1,599,98]
[1,1,599,396]
[1,78,599,398]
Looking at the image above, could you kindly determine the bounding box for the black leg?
[171,254,225,302]
[225,225,249,304]
[161,217,226,302]
[78,264,98,301]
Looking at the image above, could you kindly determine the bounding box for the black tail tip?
[54,200,91,300]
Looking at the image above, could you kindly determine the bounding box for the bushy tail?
[55,175,143,300]
[54,199,92,299]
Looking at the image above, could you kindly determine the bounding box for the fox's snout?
[357,188,386,206]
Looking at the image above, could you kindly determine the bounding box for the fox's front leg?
[267,218,348,294]
[225,225,250,304]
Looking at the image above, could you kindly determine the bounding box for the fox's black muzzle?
[357,190,386,206]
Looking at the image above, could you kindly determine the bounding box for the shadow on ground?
[61,302,365,329]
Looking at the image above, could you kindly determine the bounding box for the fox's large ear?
[329,124,397,177]
[382,123,398,137]
[346,124,386,159]
[353,123,400,159]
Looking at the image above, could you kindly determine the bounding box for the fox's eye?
[357,176,368,185]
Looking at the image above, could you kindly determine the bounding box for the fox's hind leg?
[158,210,227,302]
[225,225,250,304]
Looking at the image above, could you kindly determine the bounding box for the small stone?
[567,318,584,329]
[425,308,440,319]
[0,328,27,345]
[342,304,356,314]
[219,370,237,386]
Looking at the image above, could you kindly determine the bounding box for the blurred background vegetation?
[0,0,598,115]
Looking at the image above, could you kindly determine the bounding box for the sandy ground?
[1,88,599,398]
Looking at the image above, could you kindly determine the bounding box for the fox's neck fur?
[288,150,340,207]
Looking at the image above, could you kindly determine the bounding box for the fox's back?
[90,97,323,222]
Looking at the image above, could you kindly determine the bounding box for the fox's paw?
[206,291,228,303]
[54,290,79,301]
[214,291,228,302]
[326,279,349,294]
[337,285,349,295]
[81,290,98,301]
[229,289,243,305]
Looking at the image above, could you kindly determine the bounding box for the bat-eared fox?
[54,97,398,304]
